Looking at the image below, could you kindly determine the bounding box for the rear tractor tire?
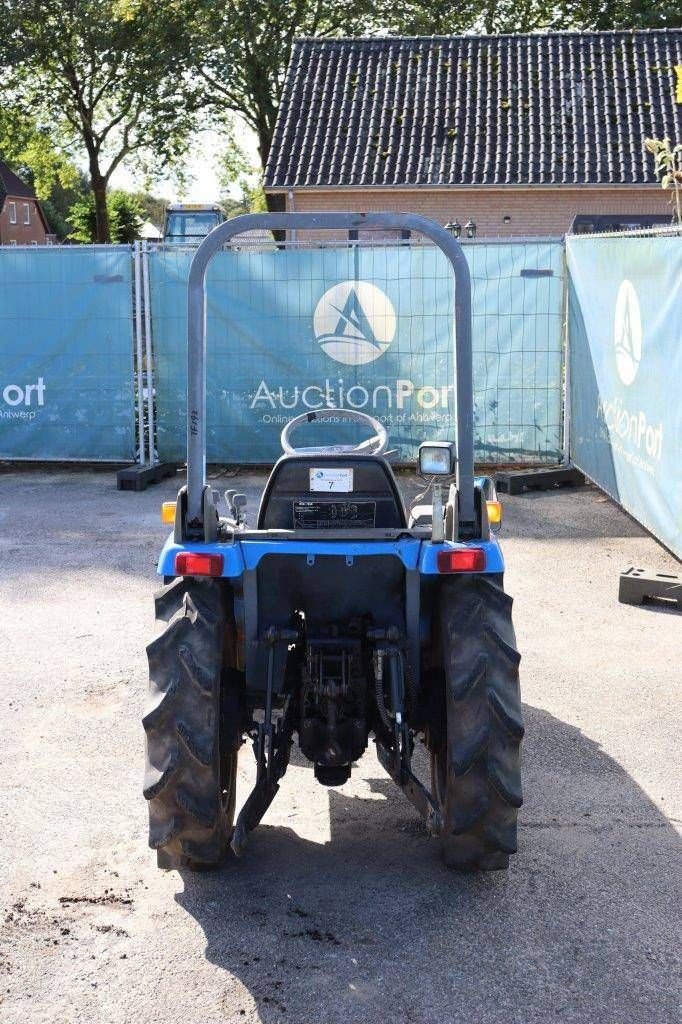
[144,577,239,870]
[431,574,524,871]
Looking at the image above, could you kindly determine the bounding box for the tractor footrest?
[495,466,585,495]
[116,463,177,492]
[619,567,682,608]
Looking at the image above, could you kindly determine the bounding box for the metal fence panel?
[468,240,564,463]
[150,240,564,466]
[567,232,681,558]
[0,245,136,461]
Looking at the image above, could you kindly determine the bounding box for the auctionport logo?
[313,281,396,365]
[613,279,642,386]
[1,376,46,421]
[596,280,663,471]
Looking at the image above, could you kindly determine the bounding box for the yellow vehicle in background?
[162,203,226,245]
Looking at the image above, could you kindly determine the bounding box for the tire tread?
[436,573,523,871]
[144,578,236,870]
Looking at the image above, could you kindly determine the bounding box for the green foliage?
[214,125,268,216]
[109,190,145,242]
[39,200,70,240]
[67,195,98,244]
[220,180,268,218]
[550,0,670,30]
[0,105,78,199]
[68,189,145,242]
[1,0,672,242]
[0,103,90,239]
[644,137,682,224]
[379,0,669,33]
[1,0,203,240]
[190,0,670,189]
[190,0,378,168]
[131,192,169,233]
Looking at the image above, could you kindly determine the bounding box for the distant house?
[265,29,682,237]
[0,161,52,245]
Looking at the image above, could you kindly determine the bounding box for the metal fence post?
[116,242,177,491]
[142,242,155,466]
[133,241,146,466]
[561,244,572,466]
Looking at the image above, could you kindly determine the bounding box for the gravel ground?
[0,467,680,1024]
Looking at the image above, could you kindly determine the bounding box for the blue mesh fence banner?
[0,246,135,461]
[567,232,681,558]
[150,240,564,466]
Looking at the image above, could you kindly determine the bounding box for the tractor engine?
[298,635,369,785]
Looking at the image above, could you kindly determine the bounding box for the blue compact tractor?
[144,213,523,871]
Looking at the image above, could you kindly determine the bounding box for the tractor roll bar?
[185,212,475,535]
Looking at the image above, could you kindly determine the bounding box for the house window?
[8,201,17,224]
[23,203,30,225]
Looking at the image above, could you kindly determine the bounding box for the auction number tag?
[309,468,353,492]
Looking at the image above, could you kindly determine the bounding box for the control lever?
[232,494,247,524]
[224,490,248,525]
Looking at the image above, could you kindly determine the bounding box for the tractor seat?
[257,455,407,530]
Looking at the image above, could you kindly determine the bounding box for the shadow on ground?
[499,486,650,542]
[175,705,680,1024]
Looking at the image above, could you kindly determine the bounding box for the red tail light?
[175,552,224,577]
[437,547,486,573]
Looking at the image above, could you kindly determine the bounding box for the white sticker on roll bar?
[309,468,353,492]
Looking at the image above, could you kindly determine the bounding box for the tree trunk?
[258,121,286,241]
[91,170,111,244]
[256,118,273,172]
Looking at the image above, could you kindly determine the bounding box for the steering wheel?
[281,408,389,457]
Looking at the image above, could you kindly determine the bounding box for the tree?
[376,0,542,35]
[215,131,267,216]
[1,0,202,242]
[381,0,669,33]
[191,0,377,212]
[41,172,91,239]
[192,0,670,213]
[551,0,670,30]
[68,188,145,242]
[0,103,91,238]
[109,189,145,242]
[131,192,170,233]
[0,103,78,199]
[644,137,682,225]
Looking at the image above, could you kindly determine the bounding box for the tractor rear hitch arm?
[231,627,299,856]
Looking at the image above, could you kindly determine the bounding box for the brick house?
[0,161,51,245]
[264,29,682,237]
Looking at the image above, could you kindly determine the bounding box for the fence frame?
[0,241,137,462]
[565,224,682,558]
[0,229,570,474]
[133,241,146,466]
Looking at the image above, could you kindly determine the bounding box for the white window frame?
[23,203,30,225]
[8,201,17,224]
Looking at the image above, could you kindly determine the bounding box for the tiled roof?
[265,30,682,189]
[0,161,36,201]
